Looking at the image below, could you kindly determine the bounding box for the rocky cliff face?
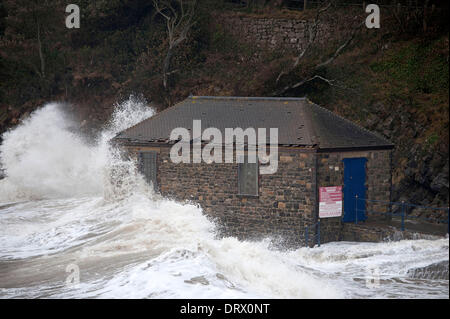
[367,102,449,217]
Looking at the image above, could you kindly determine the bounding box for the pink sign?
[319,186,343,218]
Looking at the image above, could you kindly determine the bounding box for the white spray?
[0,96,154,202]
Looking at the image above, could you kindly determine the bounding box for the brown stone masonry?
[126,145,318,247]
[214,13,353,52]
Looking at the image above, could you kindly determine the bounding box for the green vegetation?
[370,40,449,95]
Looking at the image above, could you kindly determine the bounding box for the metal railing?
[304,219,321,247]
[355,195,449,234]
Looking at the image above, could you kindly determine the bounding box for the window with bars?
[238,156,259,196]
[138,151,158,191]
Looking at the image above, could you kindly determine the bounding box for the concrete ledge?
[342,223,444,242]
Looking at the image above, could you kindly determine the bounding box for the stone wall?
[214,13,348,51]
[127,145,318,247]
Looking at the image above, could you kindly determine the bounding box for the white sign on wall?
[319,186,342,218]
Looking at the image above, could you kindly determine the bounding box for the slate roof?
[113,96,393,150]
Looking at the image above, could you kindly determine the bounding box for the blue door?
[343,158,367,222]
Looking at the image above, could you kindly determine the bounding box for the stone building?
[113,96,394,246]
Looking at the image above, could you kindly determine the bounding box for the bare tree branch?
[314,21,362,70]
[276,1,333,83]
[273,17,363,96]
[37,22,45,78]
[153,0,197,89]
[273,75,348,96]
